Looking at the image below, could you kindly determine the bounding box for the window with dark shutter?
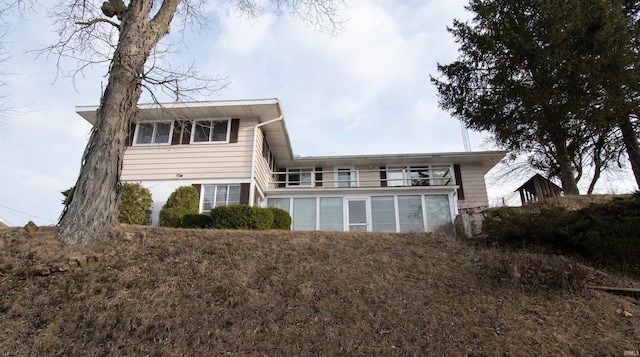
[315,167,323,187]
[230,118,240,143]
[453,164,465,200]
[380,167,387,187]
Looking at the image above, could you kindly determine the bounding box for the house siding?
[121,119,257,181]
[254,128,272,195]
[457,162,490,209]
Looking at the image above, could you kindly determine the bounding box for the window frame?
[133,121,174,146]
[190,118,232,144]
[200,184,241,212]
[286,168,314,187]
[334,166,355,188]
[386,165,453,187]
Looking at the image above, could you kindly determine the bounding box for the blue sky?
[0,0,635,226]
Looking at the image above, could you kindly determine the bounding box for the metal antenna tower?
[460,121,471,152]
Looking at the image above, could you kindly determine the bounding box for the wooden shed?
[516,174,563,204]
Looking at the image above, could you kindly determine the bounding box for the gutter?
[249,116,284,206]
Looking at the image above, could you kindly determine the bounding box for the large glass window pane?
[211,120,229,141]
[228,185,240,205]
[319,197,343,231]
[215,185,228,206]
[336,169,352,187]
[154,122,172,143]
[348,199,368,231]
[431,167,450,186]
[136,123,154,144]
[425,195,452,231]
[268,198,291,213]
[387,168,404,187]
[300,171,312,186]
[293,198,316,230]
[410,167,430,186]
[193,121,210,142]
[202,186,216,212]
[398,195,424,232]
[371,196,397,232]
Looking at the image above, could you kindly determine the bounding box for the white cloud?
[1,0,633,226]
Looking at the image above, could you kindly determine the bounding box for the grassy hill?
[1,225,638,356]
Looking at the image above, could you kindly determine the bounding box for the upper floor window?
[134,121,172,145]
[262,137,275,172]
[287,168,313,187]
[335,167,354,187]
[387,165,452,186]
[192,119,230,143]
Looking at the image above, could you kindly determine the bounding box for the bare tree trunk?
[58,0,179,244]
[619,116,640,190]
[551,135,580,195]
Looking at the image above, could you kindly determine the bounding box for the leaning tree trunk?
[58,0,180,244]
[619,116,640,190]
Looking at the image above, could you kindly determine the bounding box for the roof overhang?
[76,98,295,163]
[286,151,507,174]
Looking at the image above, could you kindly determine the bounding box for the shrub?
[210,205,274,230]
[482,206,574,250]
[118,183,153,225]
[570,197,640,269]
[483,196,640,274]
[268,207,291,230]
[179,214,213,229]
[482,207,531,246]
[62,183,153,225]
[159,186,199,227]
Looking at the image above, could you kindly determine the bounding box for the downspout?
[249,116,284,206]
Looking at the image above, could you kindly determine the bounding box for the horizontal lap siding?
[254,128,272,192]
[458,163,489,209]
[122,119,256,181]
[357,168,381,188]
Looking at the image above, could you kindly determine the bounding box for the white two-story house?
[77,98,505,232]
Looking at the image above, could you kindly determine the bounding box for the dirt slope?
[0,225,638,356]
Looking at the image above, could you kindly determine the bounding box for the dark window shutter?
[454,164,465,200]
[171,121,182,145]
[315,167,323,187]
[380,166,387,187]
[230,118,240,143]
[127,123,136,146]
[181,121,192,145]
[277,169,286,188]
[240,183,250,205]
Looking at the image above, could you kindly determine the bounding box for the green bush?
[570,197,640,268]
[179,214,213,229]
[482,207,531,246]
[62,183,153,225]
[268,207,291,230]
[483,196,640,273]
[118,183,153,225]
[210,205,274,230]
[159,186,199,227]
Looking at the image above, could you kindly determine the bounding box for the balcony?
[268,166,455,190]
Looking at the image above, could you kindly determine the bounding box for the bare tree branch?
[76,17,120,29]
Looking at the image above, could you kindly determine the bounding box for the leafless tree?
[48,0,345,244]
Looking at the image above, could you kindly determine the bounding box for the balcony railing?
[268,166,454,189]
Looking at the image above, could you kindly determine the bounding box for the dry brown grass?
[1,225,639,356]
